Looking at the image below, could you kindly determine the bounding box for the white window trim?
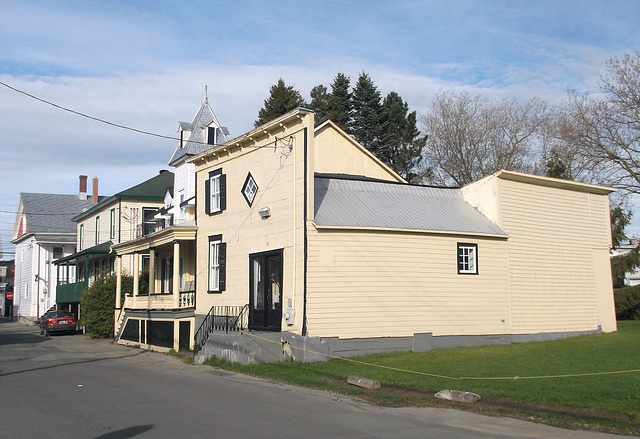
[210,174,221,213]
[110,208,116,240]
[209,239,221,291]
[458,243,478,275]
[95,217,100,245]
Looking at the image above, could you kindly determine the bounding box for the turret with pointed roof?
[166,88,229,225]
[168,87,229,167]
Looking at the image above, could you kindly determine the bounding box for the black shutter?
[204,174,211,214]
[219,173,227,212]
[218,242,226,292]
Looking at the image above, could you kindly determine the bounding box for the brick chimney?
[79,175,88,200]
[92,177,99,204]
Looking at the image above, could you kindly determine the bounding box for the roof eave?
[312,223,508,239]
[493,170,616,195]
[188,107,314,164]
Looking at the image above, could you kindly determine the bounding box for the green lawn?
[202,321,640,434]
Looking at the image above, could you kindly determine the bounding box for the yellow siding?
[193,115,311,333]
[497,178,616,333]
[314,123,404,182]
[306,228,511,338]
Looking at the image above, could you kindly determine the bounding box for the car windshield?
[50,311,72,318]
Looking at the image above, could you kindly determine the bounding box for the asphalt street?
[0,318,635,439]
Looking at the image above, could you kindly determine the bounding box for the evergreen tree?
[326,73,352,132]
[610,204,640,288]
[80,274,133,338]
[350,72,384,153]
[309,84,329,123]
[545,151,572,180]
[255,78,306,127]
[380,92,426,182]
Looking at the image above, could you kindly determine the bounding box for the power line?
[0,81,178,142]
[0,210,91,216]
[0,80,296,150]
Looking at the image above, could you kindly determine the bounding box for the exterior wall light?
[258,207,271,220]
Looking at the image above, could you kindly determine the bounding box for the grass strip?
[202,321,640,435]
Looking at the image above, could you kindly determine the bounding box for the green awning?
[54,241,113,265]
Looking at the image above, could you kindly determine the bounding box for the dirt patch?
[328,379,638,435]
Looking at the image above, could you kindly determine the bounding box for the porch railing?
[179,291,195,308]
[194,304,248,352]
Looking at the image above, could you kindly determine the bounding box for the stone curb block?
[347,375,381,389]
[434,389,481,403]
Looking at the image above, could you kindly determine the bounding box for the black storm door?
[249,250,283,331]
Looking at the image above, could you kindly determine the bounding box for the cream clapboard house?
[110,91,228,350]
[54,172,173,321]
[113,107,616,362]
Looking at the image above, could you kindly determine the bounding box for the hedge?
[614,285,640,320]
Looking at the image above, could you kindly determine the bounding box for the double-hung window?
[161,257,173,294]
[205,168,226,215]
[457,243,478,275]
[110,208,116,240]
[208,235,226,292]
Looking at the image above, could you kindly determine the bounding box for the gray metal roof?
[168,93,228,166]
[313,177,506,236]
[17,193,95,237]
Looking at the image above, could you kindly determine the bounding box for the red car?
[39,311,77,336]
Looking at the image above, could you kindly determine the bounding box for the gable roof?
[314,120,406,183]
[168,91,229,166]
[313,176,507,237]
[12,193,95,242]
[73,171,174,221]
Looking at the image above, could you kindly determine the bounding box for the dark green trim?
[56,281,87,303]
[54,241,113,265]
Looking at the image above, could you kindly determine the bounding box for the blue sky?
[1,0,640,258]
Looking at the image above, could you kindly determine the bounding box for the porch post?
[115,256,122,309]
[173,240,180,308]
[148,248,155,295]
[133,252,140,297]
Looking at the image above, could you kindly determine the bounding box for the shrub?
[80,274,133,338]
[614,285,640,320]
[138,267,149,296]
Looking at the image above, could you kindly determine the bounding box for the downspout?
[194,170,198,312]
[302,127,308,336]
[118,199,122,244]
[36,243,41,318]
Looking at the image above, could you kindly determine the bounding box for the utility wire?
[0,81,178,142]
[1,80,296,150]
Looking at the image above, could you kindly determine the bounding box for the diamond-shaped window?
[242,172,258,207]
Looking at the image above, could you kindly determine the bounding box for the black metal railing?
[194,305,248,352]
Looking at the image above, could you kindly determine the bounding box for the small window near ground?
[457,243,478,275]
